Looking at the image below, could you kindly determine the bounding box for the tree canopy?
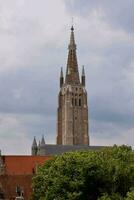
[32,145,134,200]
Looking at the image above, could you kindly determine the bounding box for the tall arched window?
[75,98,77,106]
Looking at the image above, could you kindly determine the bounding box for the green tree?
[98,193,124,200]
[125,189,134,200]
[32,145,134,200]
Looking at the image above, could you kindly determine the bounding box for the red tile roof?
[3,156,51,175]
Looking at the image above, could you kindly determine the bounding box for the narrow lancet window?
[75,98,77,106]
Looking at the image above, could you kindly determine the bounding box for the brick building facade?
[0,155,51,200]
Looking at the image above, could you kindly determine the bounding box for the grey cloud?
[0,67,58,115]
[64,0,134,32]
[0,113,56,155]
[0,0,134,153]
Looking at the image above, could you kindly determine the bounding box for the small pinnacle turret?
[39,135,46,155]
[31,135,46,155]
[37,141,41,155]
[31,137,38,155]
[82,65,85,76]
[60,67,64,87]
[82,65,85,86]
[40,135,45,147]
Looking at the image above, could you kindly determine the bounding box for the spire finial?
[71,17,74,31]
[72,17,74,25]
[71,16,74,31]
[71,26,74,31]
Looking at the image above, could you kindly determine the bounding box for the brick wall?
[0,156,51,200]
[0,174,33,199]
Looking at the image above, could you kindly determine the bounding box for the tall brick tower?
[56,26,89,145]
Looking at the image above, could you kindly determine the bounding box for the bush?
[32,145,134,200]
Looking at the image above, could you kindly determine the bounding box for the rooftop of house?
[0,155,51,175]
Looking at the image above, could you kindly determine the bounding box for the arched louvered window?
[75,98,77,106]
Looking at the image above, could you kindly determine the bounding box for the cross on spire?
[71,17,74,27]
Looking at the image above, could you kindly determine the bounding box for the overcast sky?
[0,0,134,154]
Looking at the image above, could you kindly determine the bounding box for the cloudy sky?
[0,0,134,154]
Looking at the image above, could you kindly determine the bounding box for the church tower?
[56,26,89,145]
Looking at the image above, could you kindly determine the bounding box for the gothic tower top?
[65,26,80,85]
[57,26,89,146]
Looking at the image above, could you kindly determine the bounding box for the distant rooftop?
[38,144,106,156]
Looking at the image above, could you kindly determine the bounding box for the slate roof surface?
[39,145,106,155]
[2,156,51,175]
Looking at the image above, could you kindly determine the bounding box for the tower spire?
[65,26,80,84]
[57,26,89,146]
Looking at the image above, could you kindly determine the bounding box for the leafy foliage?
[32,145,134,200]
[98,193,124,200]
[125,189,134,200]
